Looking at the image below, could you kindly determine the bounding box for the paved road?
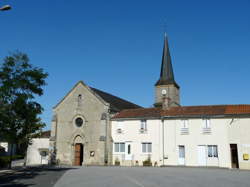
[54,166,250,187]
[0,167,71,187]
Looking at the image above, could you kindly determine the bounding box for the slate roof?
[112,105,250,119]
[155,34,179,88]
[53,81,141,112]
[90,87,141,112]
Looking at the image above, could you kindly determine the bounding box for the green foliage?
[114,157,120,166]
[0,155,24,168]
[143,156,152,166]
[0,51,48,167]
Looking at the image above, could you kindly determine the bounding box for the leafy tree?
[0,52,48,168]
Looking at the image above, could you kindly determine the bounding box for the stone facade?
[50,81,112,165]
[50,81,140,166]
[154,84,180,107]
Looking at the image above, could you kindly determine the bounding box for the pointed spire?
[155,33,179,88]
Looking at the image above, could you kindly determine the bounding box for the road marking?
[125,176,145,187]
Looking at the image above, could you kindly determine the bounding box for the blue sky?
[1,0,250,130]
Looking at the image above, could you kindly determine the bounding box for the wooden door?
[230,144,239,168]
[74,143,83,166]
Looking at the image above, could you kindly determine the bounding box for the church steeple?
[155,33,179,88]
[154,33,180,108]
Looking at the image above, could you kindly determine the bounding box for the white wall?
[112,120,162,166]
[26,138,49,166]
[112,117,250,169]
[164,118,231,168]
[228,118,250,169]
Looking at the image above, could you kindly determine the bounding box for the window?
[142,142,152,153]
[179,145,185,158]
[180,120,189,134]
[203,119,211,128]
[140,120,147,133]
[140,120,147,130]
[181,120,189,128]
[117,121,123,133]
[202,119,211,134]
[77,94,82,107]
[114,143,125,153]
[75,117,83,127]
[208,145,218,157]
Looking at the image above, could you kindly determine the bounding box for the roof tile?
[113,105,250,119]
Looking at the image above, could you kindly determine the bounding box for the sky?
[1,0,250,130]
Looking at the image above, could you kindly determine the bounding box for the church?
[49,81,141,165]
[49,34,250,169]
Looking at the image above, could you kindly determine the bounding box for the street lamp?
[0,5,11,11]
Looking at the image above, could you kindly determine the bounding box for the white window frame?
[117,121,123,133]
[203,119,211,129]
[140,120,147,130]
[207,145,218,158]
[180,119,189,134]
[114,142,125,153]
[141,142,152,153]
[181,119,189,128]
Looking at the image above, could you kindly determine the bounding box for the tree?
[0,52,48,168]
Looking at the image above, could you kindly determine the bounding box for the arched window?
[77,94,82,107]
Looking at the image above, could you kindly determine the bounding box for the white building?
[111,34,250,170]
[112,106,250,169]
[26,131,50,166]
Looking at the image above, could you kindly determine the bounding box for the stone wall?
[50,82,112,166]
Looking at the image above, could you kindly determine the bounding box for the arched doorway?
[73,135,84,166]
[74,143,84,166]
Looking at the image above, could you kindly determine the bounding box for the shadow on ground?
[0,166,75,187]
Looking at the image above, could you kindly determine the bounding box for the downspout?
[104,113,108,165]
[162,118,165,166]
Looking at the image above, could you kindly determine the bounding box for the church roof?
[53,81,141,112]
[90,87,142,112]
[112,105,250,119]
[155,34,179,88]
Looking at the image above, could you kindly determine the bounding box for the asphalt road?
[54,166,250,187]
[0,167,71,187]
[1,166,249,187]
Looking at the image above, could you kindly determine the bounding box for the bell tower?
[154,33,180,108]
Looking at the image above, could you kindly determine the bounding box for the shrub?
[114,158,120,166]
[143,156,152,166]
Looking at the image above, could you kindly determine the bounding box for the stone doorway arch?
[73,135,84,166]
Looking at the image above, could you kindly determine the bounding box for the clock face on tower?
[161,89,167,96]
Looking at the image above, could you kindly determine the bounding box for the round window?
[75,117,83,127]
